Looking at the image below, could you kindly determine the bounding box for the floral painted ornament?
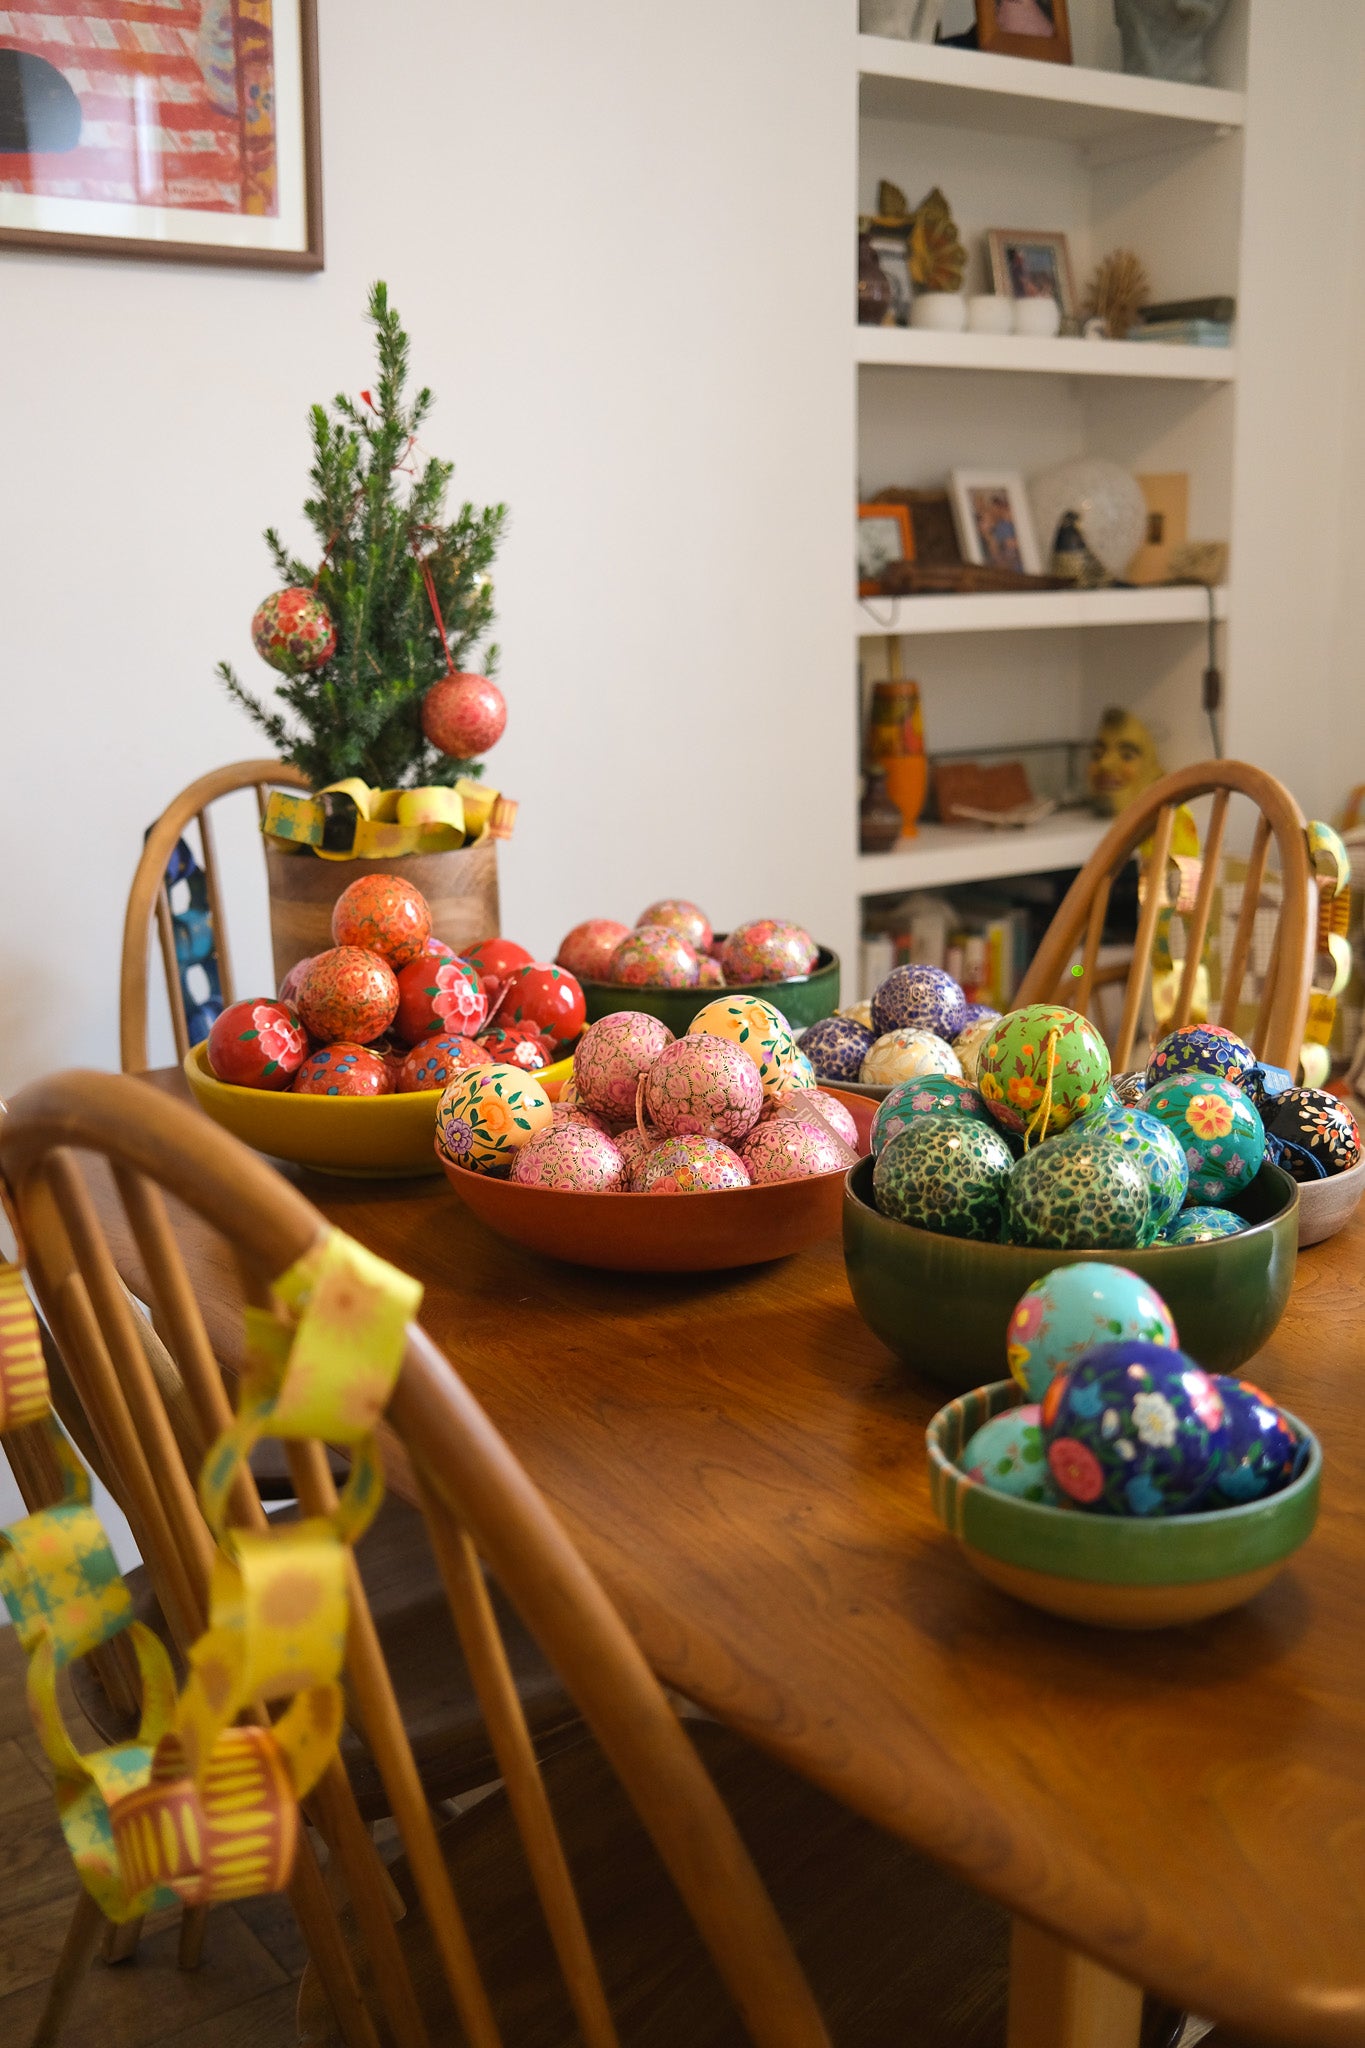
[1005,1138,1150,1251]
[1160,1206,1246,1244]
[1068,1098,1189,1237]
[434,1064,553,1175]
[397,1035,488,1094]
[575,1011,674,1120]
[393,953,487,1045]
[206,999,308,1090]
[797,1014,876,1083]
[1209,1377,1306,1504]
[1144,1022,1257,1094]
[297,948,399,1046]
[872,1118,1014,1242]
[870,963,966,1041]
[951,1014,998,1087]
[1264,1087,1362,1180]
[250,586,336,674]
[1007,1262,1177,1401]
[638,899,713,954]
[870,1074,990,1158]
[499,962,587,1046]
[631,1136,751,1193]
[509,1123,626,1192]
[1041,1339,1226,1515]
[860,1029,964,1088]
[330,875,431,969]
[293,1044,392,1097]
[608,926,700,988]
[960,1404,1056,1504]
[717,920,818,984]
[1139,1074,1266,1206]
[976,1005,1110,1141]
[688,996,799,1095]
[643,1034,763,1142]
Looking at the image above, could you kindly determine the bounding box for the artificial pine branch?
[218,281,507,791]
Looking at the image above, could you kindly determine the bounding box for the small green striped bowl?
[926,1380,1321,1629]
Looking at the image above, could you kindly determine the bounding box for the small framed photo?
[948,472,1041,576]
[857,502,915,595]
[975,0,1072,63]
[868,231,913,327]
[987,229,1077,317]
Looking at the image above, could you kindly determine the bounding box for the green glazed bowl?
[926,1379,1320,1628]
[579,945,840,1036]
[843,1156,1299,1392]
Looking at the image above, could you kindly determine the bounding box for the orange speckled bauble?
[331,875,431,968]
[251,587,335,674]
[638,899,713,953]
[293,1044,392,1097]
[397,1035,488,1094]
[296,947,399,1045]
[421,671,507,757]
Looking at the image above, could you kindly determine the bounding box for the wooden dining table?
[97,1071,1365,2048]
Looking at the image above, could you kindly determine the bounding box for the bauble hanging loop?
[251,587,336,674]
[421,670,507,758]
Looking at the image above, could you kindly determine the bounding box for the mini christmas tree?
[218,281,507,791]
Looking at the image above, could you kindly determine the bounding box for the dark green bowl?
[580,946,840,1037]
[926,1379,1320,1628]
[843,1157,1299,1393]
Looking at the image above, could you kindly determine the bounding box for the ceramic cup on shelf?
[967,295,1013,335]
[910,292,967,333]
[1012,297,1062,339]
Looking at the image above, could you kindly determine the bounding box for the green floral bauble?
[977,1004,1111,1140]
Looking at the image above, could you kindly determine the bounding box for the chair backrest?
[1014,759,1316,1075]
[120,759,309,1075]
[0,1071,832,2048]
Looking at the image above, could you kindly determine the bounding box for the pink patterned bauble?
[293,1043,392,1097]
[765,1087,858,1149]
[331,875,431,968]
[510,1124,626,1192]
[556,920,633,982]
[393,953,487,1045]
[630,1136,751,1194]
[552,1100,611,1134]
[572,1011,674,1120]
[421,671,507,757]
[638,899,713,954]
[613,1129,652,1178]
[251,587,336,674]
[739,1116,848,1184]
[719,920,818,985]
[278,954,319,1009]
[696,955,725,988]
[607,926,700,989]
[297,948,399,1045]
[397,1034,488,1093]
[643,1034,762,1142]
[558,1075,583,1109]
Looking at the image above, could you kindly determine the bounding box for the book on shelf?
[1129,319,1232,348]
[1140,296,1236,327]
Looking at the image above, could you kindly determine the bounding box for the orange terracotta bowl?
[440,1088,874,1272]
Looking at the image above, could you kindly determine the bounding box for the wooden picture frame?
[948,470,1041,576]
[857,502,915,595]
[0,0,323,269]
[975,0,1072,63]
[986,228,1077,317]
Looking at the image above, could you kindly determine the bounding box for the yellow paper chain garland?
[263,776,517,860]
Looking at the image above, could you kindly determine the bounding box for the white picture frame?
[949,470,1042,576]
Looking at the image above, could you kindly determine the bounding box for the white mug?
[1012,296,1062,339]
[910,292,967,333]
[967,294,1013,335]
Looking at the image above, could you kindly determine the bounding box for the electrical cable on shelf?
[1171,577,1224,757]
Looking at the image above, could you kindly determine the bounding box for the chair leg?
[178,1904,210,1971]
[100,1914,143,1964]
[1007,1916,1144,2048]
[30,1891,105,2048]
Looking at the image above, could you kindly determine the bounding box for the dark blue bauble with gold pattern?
[1145,1023,1257,1095]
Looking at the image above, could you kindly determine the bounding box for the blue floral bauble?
[1007,1262,1177,1401]
[1139,1074,1266,1206]
[1041,1339,1227,1516]
[960,1404,1056,1503]
[870,1074,990,1158]
[1071,1098,1189,1239]
[1145,1023,1257,1094]
[871,963,967,1040]
[1209,1376,1305,1504]
[796,1014,876,1083]
[1160,1206,1247,1245]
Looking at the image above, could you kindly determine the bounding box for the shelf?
[857,812,1107,894]
[857,35,1244,162]
[855,585,1228,637]
[856,326,1236,381]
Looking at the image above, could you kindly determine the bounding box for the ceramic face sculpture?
[1086,706,1162,817]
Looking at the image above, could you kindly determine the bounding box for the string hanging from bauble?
[416,548,507,760]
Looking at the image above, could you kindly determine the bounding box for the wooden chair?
[1014,760,1317,1076]
[0,1073,1184,2048]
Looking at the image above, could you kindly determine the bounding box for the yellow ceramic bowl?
[184,1043,572,1179]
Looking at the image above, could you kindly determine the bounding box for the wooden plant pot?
[266,838,500,985]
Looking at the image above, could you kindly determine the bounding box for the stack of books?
[1130,296,1234,348]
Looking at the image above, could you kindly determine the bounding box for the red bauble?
[297,947,399,1045]
[393,953,487,1045]
[499,962,586,1046]
[293,1044,392,1097]
[331,875,431,968]
[278,954,319,1008]
[421,672,507,757]
[478,1024,557,1072]
[207,999,308,1090]
[462,935,534,1015]
[556,920,632,982]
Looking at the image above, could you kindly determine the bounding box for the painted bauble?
[1139,1074,1266,1206]
[767,1087,859,1149]
[206,999,308,1090]
[697,956,725,988]
[1246,1061,1295,1118]
[462,937,533,1006]
[293,1044,392,1097]
[950,1015,998,1087]
[797,1014,875,1083]
[573,1011,674,1120]
[608,926,700,989]
[434,1064,553,1175]
[509,1123,625,1193]
[1161,1207,1247,1245]
[558,1076,583,1109]
[870,1074,990,1158]
[631,1136,751,1194]
[552,1101,611,1135]
[556,920,632,982]
[977,1005,1110,1140]
[1265,1087,1362,1181]
[873,1119,1013,1241]
[739,1116,849,1185]
[860,1030,963,1088]
[329,875,431,970]
[394,952,486,1046]
[871,963,966,1040]
[420,670,507,757]
[1041,1340,1227,1516]
[717,920,818,985]
[1070,1099,1189,1239]
[960,1404,1056,1504]
[960,1003,1001,1033]
[838,1000,874,1029]
[638,899,713,954]
[1209,1377,1305,1504]
[767,1050,818,1100]
[1007,1263,1177,1402]
[643,1034,762,1142]
[251,586,335,674]
[1005,1138,1149,1251]
[1111,1070,1148,1107]
[367,1039,406,1090]
[477,1024,557,1072]
[297,949,398,1046]
[613,1128,652,1179]
[278,955,319,1009]
[1145,1022,1257,1095]
[688,997,799,1095]
[397,1035,487,1094]
[499,962,587,1046]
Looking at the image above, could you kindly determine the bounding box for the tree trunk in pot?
[266,839,500,986]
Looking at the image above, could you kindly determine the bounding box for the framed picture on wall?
[0,0,322,268]
[857,502,915,595]
[974,0,1072,63]
[986,228,1076,316]
[948,471,1041,575]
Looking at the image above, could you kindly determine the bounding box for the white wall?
[0,0,854,1094]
